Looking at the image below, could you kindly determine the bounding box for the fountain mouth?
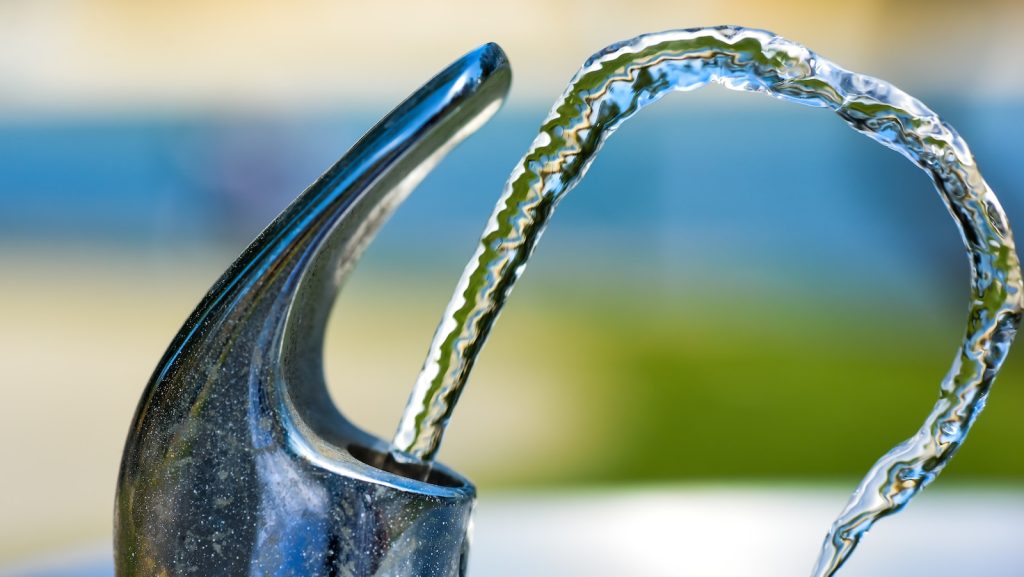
[348,444,468,489]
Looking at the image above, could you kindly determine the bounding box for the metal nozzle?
[115,43,511,577]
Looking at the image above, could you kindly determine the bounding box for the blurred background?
[2,0,1023,574]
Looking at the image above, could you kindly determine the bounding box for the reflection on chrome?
[115,43,510,577]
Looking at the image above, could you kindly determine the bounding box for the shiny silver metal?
[115,44,511,577]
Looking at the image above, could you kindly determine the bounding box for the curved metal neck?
[117,43,510,577]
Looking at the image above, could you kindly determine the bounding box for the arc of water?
[393,25,1023,577]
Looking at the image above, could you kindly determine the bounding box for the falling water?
[392,26,1022,576]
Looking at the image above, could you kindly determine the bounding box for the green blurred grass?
[467,278,1024,487]
[3,252,1021,559]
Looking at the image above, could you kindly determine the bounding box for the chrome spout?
[115,43,511,577]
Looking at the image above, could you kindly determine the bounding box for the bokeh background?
[2,0,1023,571]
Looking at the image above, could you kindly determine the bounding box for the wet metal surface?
[115,44,510,577]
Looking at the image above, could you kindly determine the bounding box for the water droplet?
[940,421,961,438]
[899,469,922,482]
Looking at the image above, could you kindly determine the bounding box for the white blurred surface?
[4,488,1022,577]
[2,0,1023,116]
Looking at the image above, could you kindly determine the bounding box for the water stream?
[392,26,1022,576]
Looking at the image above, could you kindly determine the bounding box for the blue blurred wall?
[2,98,1020,307]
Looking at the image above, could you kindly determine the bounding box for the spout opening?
[348,443,465,488]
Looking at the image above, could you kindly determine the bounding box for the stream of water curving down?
[391,26,1023,576]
